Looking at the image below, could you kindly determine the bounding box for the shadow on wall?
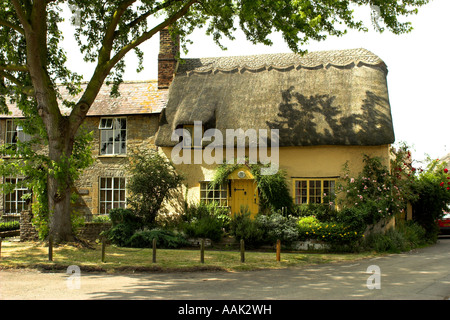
[266,87,394,147]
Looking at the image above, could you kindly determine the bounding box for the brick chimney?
[158,27,179,89]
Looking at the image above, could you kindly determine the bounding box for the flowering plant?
[297,215,362,245]
[337,146,416,220]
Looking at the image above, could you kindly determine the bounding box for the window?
[294,179,336,204]
[99,177,126,214]
[181,124,203,148]
[4,177,31,215]
[5,120,31,150]
[200,182,228,207]
[99,118,126,155]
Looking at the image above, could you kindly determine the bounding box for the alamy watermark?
[366,265,381,290]
[66,265,81,290]
[170,121,280,175]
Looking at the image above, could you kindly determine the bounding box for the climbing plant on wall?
[210,160,293,214]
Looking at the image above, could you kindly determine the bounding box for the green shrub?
[183,215,224,242]
[126,148,183,228]
[91,215,111,224]
[256,213,299,245]
[230,210,300,248]
[292,203,338,222]
[297,215,362,245]
[127,229,188,249]
[396,220,427,247]
[104,223,136,247]
[0,220,20,232]
[104,208,142,247]
[108,208,141,227]
[361,221,429,253]
[229,209,265,248]
[181,202,230,242]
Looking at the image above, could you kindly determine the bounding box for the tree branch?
[117,0,182,34]
[10,0,31,33]
[0,18,25,34]
[102,0,137,54]
[109,0,197,68]
[0,70,34,96]
[68,0,197,135]
[0,64,29,72]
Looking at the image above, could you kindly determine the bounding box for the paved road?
[1,237,449,300]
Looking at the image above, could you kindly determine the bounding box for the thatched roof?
[0,81,167,118]
[155,48,395,147]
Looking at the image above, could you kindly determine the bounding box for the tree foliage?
[0,0,430,241]
[126,148,183,227]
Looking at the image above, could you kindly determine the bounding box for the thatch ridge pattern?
[179,48,386,75]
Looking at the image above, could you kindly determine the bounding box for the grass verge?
[0,241,379,273]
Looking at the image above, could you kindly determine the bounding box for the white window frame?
[200,181,228,207]
[3,177,30,215]
[99,117,127,155]
[99,177,126,214]
[5,119,31,147]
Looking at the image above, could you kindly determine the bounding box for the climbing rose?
[440,182,445,187]
[444,168,448,173]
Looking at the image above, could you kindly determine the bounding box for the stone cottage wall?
[1,113,159,222]
[72,114,160,216]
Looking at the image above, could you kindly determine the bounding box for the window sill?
[97,154,128,158]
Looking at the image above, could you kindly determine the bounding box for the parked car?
[438,213,450,235]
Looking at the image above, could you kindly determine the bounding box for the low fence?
[15,237,283,265]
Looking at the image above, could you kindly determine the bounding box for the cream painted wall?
[159,144,391,213]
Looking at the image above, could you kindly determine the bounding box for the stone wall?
[20,210,39,241]
[76,222,112,242]
[0,114,159,219]
[72,114,159,216]
[19,210,112,242]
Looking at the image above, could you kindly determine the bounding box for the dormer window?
[181,124,203,148]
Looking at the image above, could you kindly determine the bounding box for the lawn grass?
[0,240,378,273]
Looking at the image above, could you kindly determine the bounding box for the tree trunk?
[48,174,74,242]
[47,125,76,243]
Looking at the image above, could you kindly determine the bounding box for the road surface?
[1,237,449,300]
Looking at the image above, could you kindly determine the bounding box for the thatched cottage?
[155,46,395,216]
[0,28,395,219]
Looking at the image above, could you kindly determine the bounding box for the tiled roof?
[1,80,167,118]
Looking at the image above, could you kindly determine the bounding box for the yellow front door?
[230,179,259,218]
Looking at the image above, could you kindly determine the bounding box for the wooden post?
[240,239,245,263]
[101,238,106,263]
[48,235,53,261]
[200,239,205,263]
[152,238,157,263]
[276,239,281,262]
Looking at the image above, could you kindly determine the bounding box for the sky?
[62,0,450,165]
